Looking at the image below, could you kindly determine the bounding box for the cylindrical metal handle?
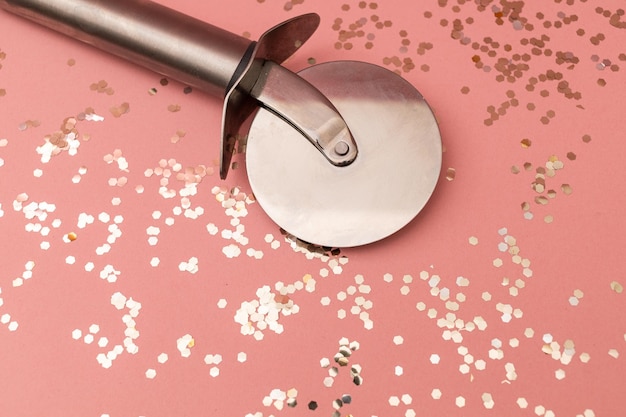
[0,0,254,97]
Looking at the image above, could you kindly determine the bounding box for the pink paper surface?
[1,1,625,416]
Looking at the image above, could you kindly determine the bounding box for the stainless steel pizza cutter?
[1,0,442,247]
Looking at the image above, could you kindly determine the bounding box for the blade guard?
[220,13,320,179]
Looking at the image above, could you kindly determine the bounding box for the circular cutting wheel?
[246,61,442,247]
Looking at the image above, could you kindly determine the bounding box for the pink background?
[1,0,625,416]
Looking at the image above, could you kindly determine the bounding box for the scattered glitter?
[222,244,241,258]
[176,334,194,358]
[0,3,623,416]
[18,119,41,131]
[263,387,298,410]
[170,130,186,144]
[610,281,623,294]
[90,79,115,95]
[178,257,199,274]
[234,284,301,339]
[109,102,130,118]
[482,392,495,409]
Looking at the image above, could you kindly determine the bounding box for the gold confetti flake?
[170,130,186,144]
[561,184,573,195]
[446,167,456,181]
[109,102,130,118]
[18,119,41,131]
[610,281,623,294]
[167,104,182,112]
[89,79,114,95]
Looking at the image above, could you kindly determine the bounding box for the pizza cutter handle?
[0,0,355,179]
[0,0,255,98]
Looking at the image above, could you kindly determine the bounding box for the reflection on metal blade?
[246,61,442,247]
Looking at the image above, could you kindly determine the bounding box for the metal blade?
[246,61,442,247]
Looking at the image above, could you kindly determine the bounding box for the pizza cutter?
[1,0,442,247]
